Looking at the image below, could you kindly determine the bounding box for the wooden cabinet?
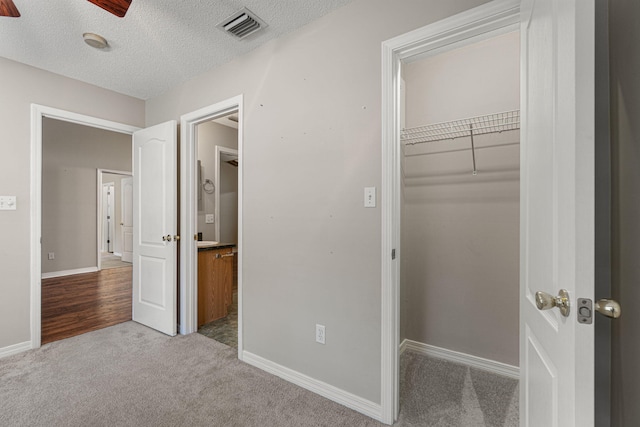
[197,246,234,327]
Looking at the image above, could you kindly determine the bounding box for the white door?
[521,0,595,425]
[132,121,177,336]
[121,177,133,263]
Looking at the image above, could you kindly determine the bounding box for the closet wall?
[400,31,520,366]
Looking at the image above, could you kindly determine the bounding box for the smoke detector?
[217,7,267,39]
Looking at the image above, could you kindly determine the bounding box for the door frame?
[379,0,520,423]
[214,145,239,242]
[30,104,139,349]
[97,169,132,270]
[179,95,244,359]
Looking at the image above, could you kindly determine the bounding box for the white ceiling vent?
[217,8,267,39]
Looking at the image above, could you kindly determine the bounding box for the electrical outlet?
[205,214,214,224]
[315,324,325,344]
[48,252,55,260]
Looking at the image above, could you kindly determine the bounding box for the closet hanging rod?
[401,110,520,145]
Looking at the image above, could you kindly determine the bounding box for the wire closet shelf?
[401,110,520,145]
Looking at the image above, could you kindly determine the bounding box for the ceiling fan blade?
[0,0,20,17]
[87,0,132,18]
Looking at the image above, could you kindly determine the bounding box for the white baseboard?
[113,252,122,257]
[242,351,383,422]
[42,266,99,279]
[400,339,519,380]
[0,341,32,359]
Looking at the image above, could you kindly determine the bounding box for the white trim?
[400,339,520,380]
[113,252,123,257]
[243,351,383,422]
[179,95,244,361]
[31,104,139,350]
[380,1,520,423]
[0,341,32,359]
[214,145,239,242]
[42,267,99,279]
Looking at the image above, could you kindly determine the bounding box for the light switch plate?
[205,214,214,224]
[0,196,16,210]
[364,187,376,208]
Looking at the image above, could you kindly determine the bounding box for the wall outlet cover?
[205,214,214,224]
[315,324,326,344]
[0,196,17,210]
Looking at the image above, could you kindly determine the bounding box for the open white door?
[132,121,177,336]
[121,177,133,263]
[521,0,595,425]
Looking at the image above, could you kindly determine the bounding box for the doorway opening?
[194,113,239,348]
[179,95,244,359]
[98,169,133,271]
[397,31,520,424]
[31,105,139,348]
[379,2,521,423]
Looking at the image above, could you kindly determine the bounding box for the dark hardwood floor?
[41,266,132,344]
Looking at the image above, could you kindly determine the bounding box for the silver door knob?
[162,235,172,242]
[595,299,622,319]
[535,289,570,317]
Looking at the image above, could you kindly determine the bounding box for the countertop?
[197,241,236,251]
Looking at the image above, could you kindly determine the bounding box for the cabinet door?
[198,248,234,326]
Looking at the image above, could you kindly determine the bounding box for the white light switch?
[205,214,214,224]
[364,187,376,208]
[0,196,16,210]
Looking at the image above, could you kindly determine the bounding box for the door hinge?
[391,249,396,260]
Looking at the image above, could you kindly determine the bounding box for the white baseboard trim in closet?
[400,339,519,380]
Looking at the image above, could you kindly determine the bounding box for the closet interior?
[399,30,521,400]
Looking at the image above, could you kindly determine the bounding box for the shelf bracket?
[470,124,478,175]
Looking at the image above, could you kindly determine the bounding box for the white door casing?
[121,177,133,263]
[520,0,595,425]
[132,120,177,336]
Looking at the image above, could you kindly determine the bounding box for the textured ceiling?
[0,0,354,99]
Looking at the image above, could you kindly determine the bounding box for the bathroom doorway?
[194,113,239,348]
[178,96,244,357]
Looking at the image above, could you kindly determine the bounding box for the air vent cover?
[217,7,267,39]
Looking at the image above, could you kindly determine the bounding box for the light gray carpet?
[399,350,519,426]
[0,322,518,426]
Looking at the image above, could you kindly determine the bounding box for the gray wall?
[146,0,490,404]
[197,121,238,242]
[219,161,239,245]
[401,32,520,366]
[0,56,144,349]
[610,0,640,424]
[41,119,132,273]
